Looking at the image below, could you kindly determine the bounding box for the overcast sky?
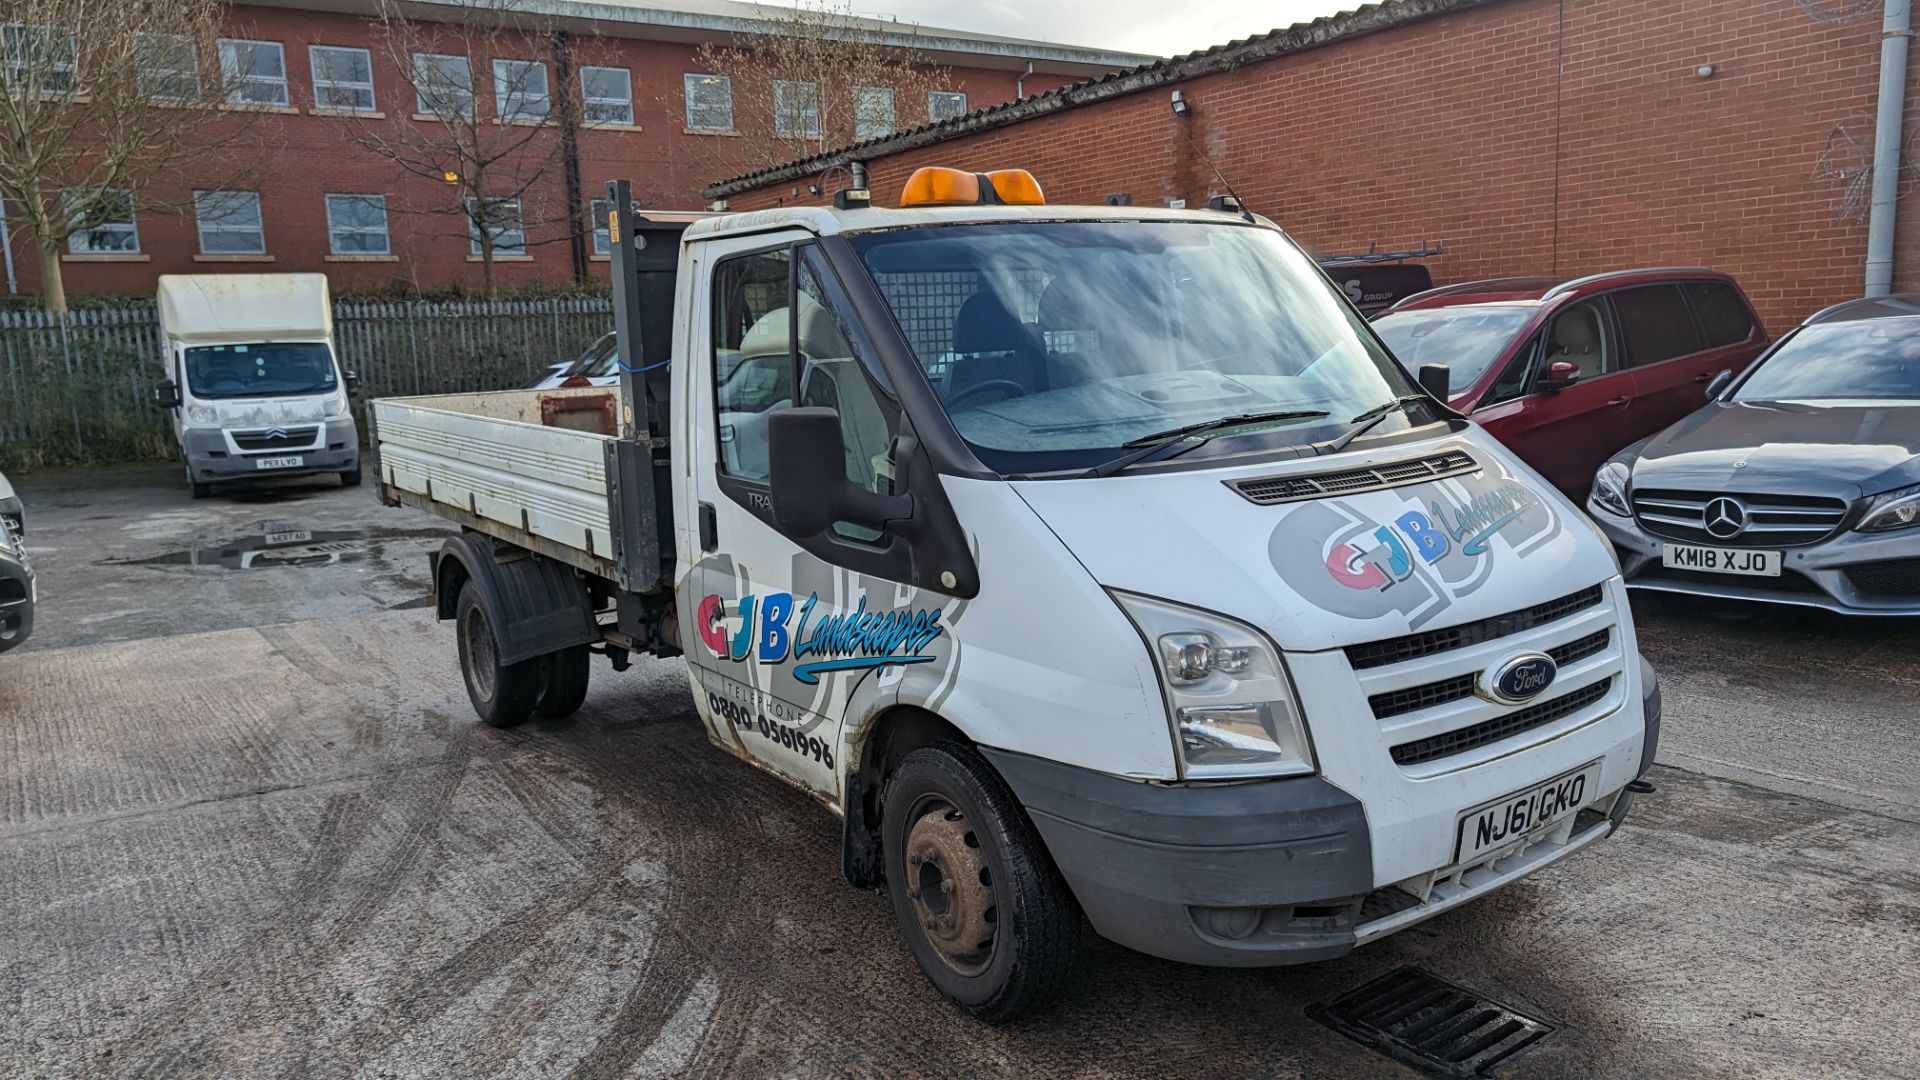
[853,1,1359,58]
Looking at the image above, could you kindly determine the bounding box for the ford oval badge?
[1486,653,1558,705]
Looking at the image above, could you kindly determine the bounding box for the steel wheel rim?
[463,606,496,699]
[903,793,997,977]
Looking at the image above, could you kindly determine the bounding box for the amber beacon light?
[899,167,1046,208]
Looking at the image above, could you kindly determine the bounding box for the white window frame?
[492,58,549,122]
[136,32,198,102]
[590,197,611,256]
[193,190,266,255]
[412,52,473,117]
[324,193,390,256]
[218,38,289,108]
[579,64,632,126]
[853,85,894,139]
[928,89,967,122]
[467,197,525,256]
[3,25,77,98]
[682,72,732,133]
[309,44,375,113]
[65,189,139,254]
[772,79,820,138]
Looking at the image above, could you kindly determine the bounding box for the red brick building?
[711,0,1915,333]
[13,0,1143,299]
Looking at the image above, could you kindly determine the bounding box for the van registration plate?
[255,456,303,470]
[1661,543,1780,577]
[1455,761,1602,862]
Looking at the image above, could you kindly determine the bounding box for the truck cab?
[375,172,1658,1021]
[155,273,361,498]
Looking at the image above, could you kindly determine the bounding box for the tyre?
[455,583,540,728]
[340,463,363,488]
[534,645,590,718]
[186,462,212,499]
[881,740,1082,1023]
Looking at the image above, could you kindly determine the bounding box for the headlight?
[1113,591,1315,780]
[185,404,219,427]
[323,392,349,418]
[1858,483,1920,532]
[1590,461,1631,516]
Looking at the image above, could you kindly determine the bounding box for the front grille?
[1390,677,1612,766]
[1846,558,1920,599]
[233,426,319,452]
[1367,629,1611,720]
[1228,450,1477,506]
[1346,585,1603,671]
[1631,488,1848,547]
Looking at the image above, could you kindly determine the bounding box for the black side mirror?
[1705,369,1733,399]
[346,371,362,397]
[768,407,911,538]
[154,380,180,409]
[1417,363,1451,401]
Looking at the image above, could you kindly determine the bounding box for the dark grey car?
[1586,294,1920,614]
[0,469,32,652]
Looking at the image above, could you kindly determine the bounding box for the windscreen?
[849,220,1425,474]
[1372,306,1535,393]
[1735,317,1920,401]
[184,343,337,400]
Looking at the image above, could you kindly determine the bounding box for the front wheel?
[340,463,363,488]
[455,583,541,727]
[881,741,1082,1023]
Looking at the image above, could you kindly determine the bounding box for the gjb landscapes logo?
[698,592,945,684]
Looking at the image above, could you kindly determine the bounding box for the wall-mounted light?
[1171,89,1191,118]
[1697,63,1717,79]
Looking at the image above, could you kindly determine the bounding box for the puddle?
[106,526,448,571]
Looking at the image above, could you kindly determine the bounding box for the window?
[797,256,895,539]
[310,44,375,112]
[1613,285,1703,367]
[580,65,632,125]
[193,191,265,255]
[3,25,76,97]
[1483,337,1541,407]
[683,73,732,132]
[66,189,139,254]
[589,198,611,256]
[324,194,390,255]
[1682,281,1756,349]
[1373,306,1534,394]
[492,58,549,122]
[136,33,198,101]
[467,198,525,256]
[218,39,288,107]
[927,90,966,122]
[712,247,794,482]
[413,53,472,116]
[1542,300,1616,380]
[773,79,819,138]
[853,85,893,139]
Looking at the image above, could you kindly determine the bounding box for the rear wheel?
[882,741,1082,1023]
[534,645,590,718]
[456,583,540,727]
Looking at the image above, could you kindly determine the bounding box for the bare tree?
[677,1,954,181]
[329,0,574,299]
[0,0,264,314]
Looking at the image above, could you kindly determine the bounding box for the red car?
[1372,269,1769,497]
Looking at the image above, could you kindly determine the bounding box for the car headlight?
[1858,483,1920,532]
[324,392,349,418]
[185,403,219,427]
[1590,461,1632,516]
[1113,591,1315,780]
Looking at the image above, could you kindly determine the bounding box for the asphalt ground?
[1,463,1915,1078]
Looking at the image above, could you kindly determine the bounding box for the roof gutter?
[705,0,1507,199]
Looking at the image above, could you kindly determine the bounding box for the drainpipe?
[0,196,15,294]
[1016,61,1033,99]
[1865,0,1911,296]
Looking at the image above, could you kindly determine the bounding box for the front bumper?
[0,547,34,654]
[182,419,359,484]
[1589,499,1920,615]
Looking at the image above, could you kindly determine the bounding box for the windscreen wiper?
[1081,409,1331,479]
[1319,395,1429,455]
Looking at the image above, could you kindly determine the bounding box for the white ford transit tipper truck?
[373,174,1660,1022]
[154,273,361,497]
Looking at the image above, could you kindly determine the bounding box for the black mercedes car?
[1586,294,1920,614]
[0,468,32,653]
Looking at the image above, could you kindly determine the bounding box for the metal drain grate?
[1309,967,1552,1077]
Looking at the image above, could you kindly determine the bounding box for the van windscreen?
[184,343,337,400]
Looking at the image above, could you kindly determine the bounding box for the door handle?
[1607,396,1631,408]
[1693,373,1712,383]
[698,502,717,552]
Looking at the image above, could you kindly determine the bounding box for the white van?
[154,273,360,497]
[374,176,1658,1021]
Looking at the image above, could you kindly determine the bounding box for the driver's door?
[686,238,916,801]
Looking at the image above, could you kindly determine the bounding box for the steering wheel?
[206,376,248,393]
[945,378,1027,408]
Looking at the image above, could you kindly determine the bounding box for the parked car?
[0,469,32,654]
[1587,294,1920,614]
[1373,269,1768,497]
[528,331,621,389]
